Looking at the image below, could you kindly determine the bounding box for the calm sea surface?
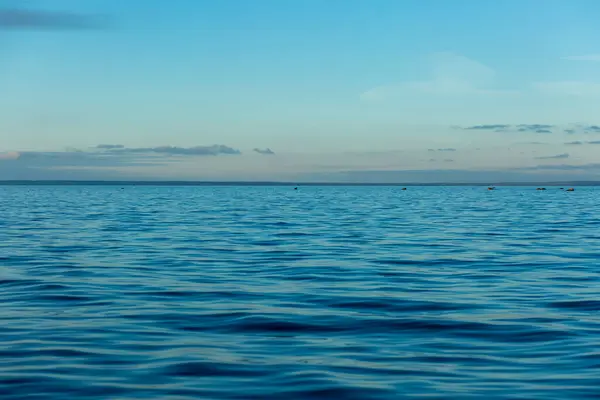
[1,185,600,399]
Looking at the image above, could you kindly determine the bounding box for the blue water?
[1,185,600,399]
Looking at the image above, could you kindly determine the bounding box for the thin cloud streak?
[113,145,241,156]
[565,140,600,145]
[460,124,555,133]
[0,8,108,30]
[458,123,600,135]
[464,124,511,130]
[535,153,569,160]
[584,125,600,133]
[0,144,243,172]
[253,148,275,155]
[0,144,246,180]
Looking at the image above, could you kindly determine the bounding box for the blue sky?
[2,0,600,182]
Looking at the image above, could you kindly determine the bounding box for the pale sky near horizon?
[2,0,600,182]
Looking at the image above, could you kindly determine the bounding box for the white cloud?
[362,53,600,106]
[429,52,495,87]
[361,52,516,102]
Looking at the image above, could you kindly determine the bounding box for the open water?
[1,185,599,399]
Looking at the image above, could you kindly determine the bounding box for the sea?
[1,184,599,399]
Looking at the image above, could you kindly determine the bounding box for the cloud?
[535,153,569,160]
[516,124,554,134]
[4,146,600,182]
[562,125,600,135]
[464,124,511,130]
[0,150,164,180]
[0,8,107,30]
[0,144,244,180]
[584,125,600,133]
[460,124,554,133]
[361,52,513,101]
[114,145,241,156]
[562,55,600,62]
[253,148,275,155]
[428,148,456,152]
[565,140,600,145]
[517,124,554,130]
[13,150,161,167]
[2,144,242,167]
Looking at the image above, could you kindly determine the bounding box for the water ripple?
[1,185,600,399]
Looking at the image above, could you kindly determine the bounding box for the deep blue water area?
[1,185,599,399]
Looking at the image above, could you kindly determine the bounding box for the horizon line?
[0,180,597,186]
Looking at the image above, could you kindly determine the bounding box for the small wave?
[1,185,599,399]
[547,300,600,311]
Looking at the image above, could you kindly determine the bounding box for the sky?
[2,0,600,182]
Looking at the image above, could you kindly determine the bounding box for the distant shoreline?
[0,180,597,186]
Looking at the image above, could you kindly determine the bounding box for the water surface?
[1,185,599,399]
